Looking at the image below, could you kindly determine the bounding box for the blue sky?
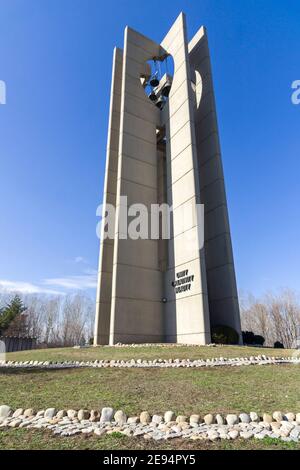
[0,0,299,298]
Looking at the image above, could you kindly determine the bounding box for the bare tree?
[43,296,62,346]
[267,290,300,348]
[60,294,93,346]
[239,291,258,333]
[0,290,95,347]
[24,295,45,342]
[240,288,300,348]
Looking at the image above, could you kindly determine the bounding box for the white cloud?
[0,280,64,296]
[42,269,97,291]
[0,268,97,297]
[74,256,88,264]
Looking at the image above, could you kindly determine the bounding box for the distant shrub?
[211,325,239,345]
[242,331,265,346]
[242,331,255,344]
[274,341,284,349]
[253,335,265,346]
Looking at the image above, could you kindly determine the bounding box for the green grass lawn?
[1,345,299,450]
[0,428,299,450]
[1,365,299,414]
[4,344,296,363]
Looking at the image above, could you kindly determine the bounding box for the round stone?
[179,422,190,430]
[24,408,35,417]
[281,421,294,430]
[152,415,163,424]
[271,422,281,430]
[285,412,295,422]
[290,428,300,439]
[164,411,175,423]
[176,415,188,424]
[100,407,114,423]
[0,405,12,419]
[81,427,93,435]
[216,414,224,425]
[78,409,90,421]
[296,413,300,424]
[140,411,151,424]
[239,413,250,423]
[166,421,176,428]
[45,408,57,419]
[190,435,202,441]
[12,408,23,419]
[158,423,169,432]
[90,410,100,422]
[207,431,219,441]
[240,431,253,439]
[49,417,60,425]
[254,432,265,439]
[226,414,238,426]
[127,416,139,424]
[56,410,67,419]
[263,413,273,424]
[219,432,230,440]
[204,414,214,425]
[279,428,291,438]
[171,425,181,434]
[228,430,239,439]
[67,409,77,419]
[189,414,200,425]
[114,410,127,425]
[273,411,283,422]
[9,419,22,428]
[250,412,259,422]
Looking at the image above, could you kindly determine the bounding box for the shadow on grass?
[0,368,73,376]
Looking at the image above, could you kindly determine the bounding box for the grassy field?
[4,344,296,363]
[0,428,299,450]
[1,345,299,450]
[1,365,299,414]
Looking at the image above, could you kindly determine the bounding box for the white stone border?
[0,406,300,443]
[0,355,300,370]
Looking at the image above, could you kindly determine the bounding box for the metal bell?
[161,78,172,97]
[148,90,157,102]
[155,96,165,110]
[150,72,159,88]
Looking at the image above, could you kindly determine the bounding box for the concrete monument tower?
[94,12,242,345]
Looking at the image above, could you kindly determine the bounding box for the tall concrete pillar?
[108,27,166,344]
[94,48,123,345]
[161,14,211,344]
[188,26,242,338]
[94,12,242,345]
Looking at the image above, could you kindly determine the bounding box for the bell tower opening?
[140,55,174,110]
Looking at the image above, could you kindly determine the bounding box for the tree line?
[240,289,300,349]
[0,292,94,347]
[1,288,299,349]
